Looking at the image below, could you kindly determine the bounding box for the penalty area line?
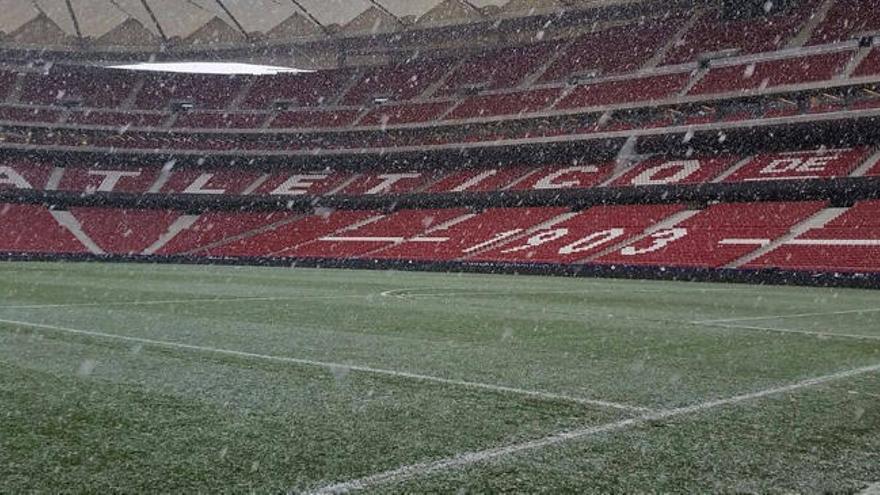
[307,362,880,494]
[0,317,648,414]
[692,321,880,342]
[693,307,880,324]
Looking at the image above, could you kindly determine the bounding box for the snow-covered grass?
[0,262,878,492]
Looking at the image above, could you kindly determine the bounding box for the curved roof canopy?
[0,0,609,50]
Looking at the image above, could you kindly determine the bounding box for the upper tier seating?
[67,111,166,128]
[445,88,562,120]
[663,3,819,65]
[689,51,854,95]
[159,169,264,196]
[240,69,355,109]
[173,112,268,129]
[472,205,685,263]
[595,201,827,268]
[135,74,249,110]
[554,73,690,110]
[269,109,361,129]
[358,101,454,126]
[509,163,612,190]
[0,71,16,101]
[808,0,880,45]
[0,204,85,253]
[746,200,880,272]
[0,106,60,123]
[436,42,562,95]
[20,67,137,108]
[853,47,880,78]
[341,59,454,105]
[537,21,679,83]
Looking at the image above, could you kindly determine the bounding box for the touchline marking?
[0,293,369,310]
[307,362,880,495]
[695,322,880,341]
[0,318,647,413]
[694,307,880,324]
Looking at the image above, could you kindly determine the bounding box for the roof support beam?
[64,0,84,38]
[289,0,331,35]
[214,0,250,40]
[139,0,168,42]
[367,0,407,28]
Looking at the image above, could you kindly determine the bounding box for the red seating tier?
[20,68,137,108]
[690,51,854,95]
[0,204,85,253]
[595,201,827,268]
[610,157,737,187]
[0,106,60,123]
[374,207,568,261]
[339,172,438,195]
[724,148,869,182]
[0,159,54,190]
[437,42,561,95]
[160,169,263,196]
[473,205,685,263]
[209,210,379,258]
[159,211,295,255]
[285,208,469,258]
[746,200,880,272]
[425,167,533,193]
[341,59,455,105]
[269,109,361,129]
[554,73,690,110]
[510,164,612,191]
[808,0,880,45]
[853,48,880,78]
[174,112,267,129]
[68,207,181,255]
[135,74,248,110]
[444,88,561,120]
[358,101,453,126]
[538,21,678,83]
[240,70,355,109]
[67,111,166,128]
[663,4,818,65]
[58,167,160,194]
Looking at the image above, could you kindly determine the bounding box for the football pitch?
[1,262,879,493]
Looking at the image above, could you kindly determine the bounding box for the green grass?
[0,261,878,493]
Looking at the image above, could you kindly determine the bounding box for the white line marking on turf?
[307,362,880,495]
[0,318,648,413]
[0,294,369,310]
[694,307,880,324]
[696,322,880,341]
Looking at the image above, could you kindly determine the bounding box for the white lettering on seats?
[630,160,700,185]
[87,170,141,192]
[366,173,421,194]
[0,166,33,189]
[620,228,688,256]
[462,230,523,254]
[271,174,330,195]
[501,229,569,253]
[559,229,626,255]
[451,170,497,192]
[533,166,599,189]
[760,155,838,175]
[183,173,226,195]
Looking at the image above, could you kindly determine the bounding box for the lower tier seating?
[4,200,879,273]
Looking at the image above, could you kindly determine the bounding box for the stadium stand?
[2,0,880,286]
[746,200,880,272]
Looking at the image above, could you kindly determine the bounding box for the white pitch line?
[0,294,369,310]
[0,318,648,413]
[694,307,880,324]
[307,362,880,495]
[695,322,880,342]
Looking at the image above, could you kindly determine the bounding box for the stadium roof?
[0,0,645,51]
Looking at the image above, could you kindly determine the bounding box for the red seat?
[0,204,86,253]
[724,148,869,182]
